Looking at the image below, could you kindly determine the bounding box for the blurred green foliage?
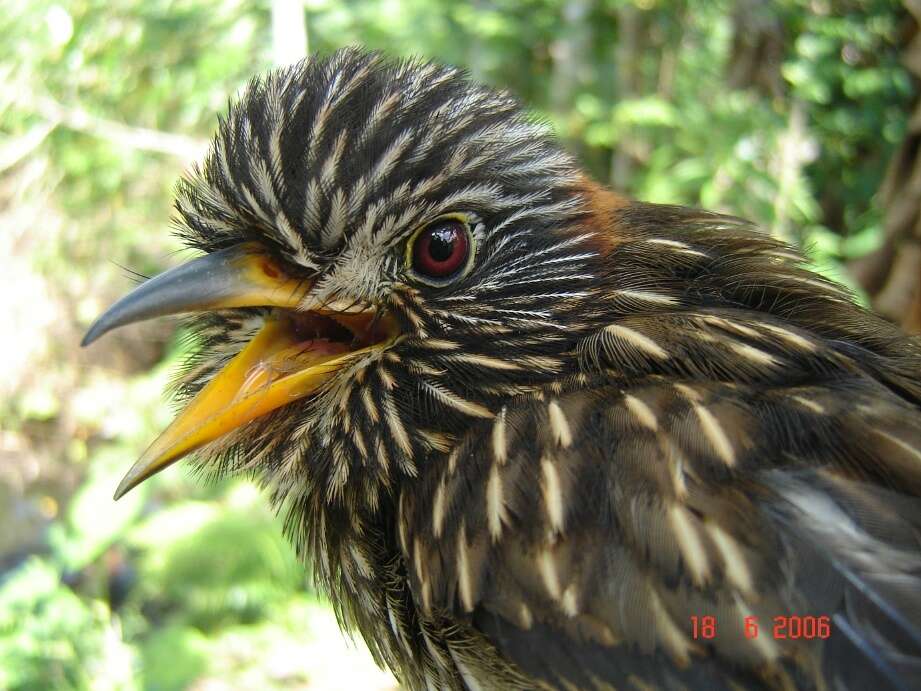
[0,0,912,688]
[0,558,136,690]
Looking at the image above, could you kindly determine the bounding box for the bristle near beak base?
[82,244,397,498]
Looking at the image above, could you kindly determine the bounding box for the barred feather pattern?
[163,50,921,690]
[175,48,579,295]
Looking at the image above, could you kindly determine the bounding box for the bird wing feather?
[399,365,921,689]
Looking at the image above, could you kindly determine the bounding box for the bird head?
[83,49,605,512]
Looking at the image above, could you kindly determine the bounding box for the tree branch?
[4,83,208,164]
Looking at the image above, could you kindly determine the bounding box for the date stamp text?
[690,615,832,640]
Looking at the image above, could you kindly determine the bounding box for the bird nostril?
[260,260,280,279]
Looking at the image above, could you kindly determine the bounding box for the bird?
[82,48,921,690]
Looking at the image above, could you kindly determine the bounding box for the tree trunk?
[725,0,785,99]
[849,6,921,334]
[271,0,308,67]
[549,0,593,116]
[608,3,641,191]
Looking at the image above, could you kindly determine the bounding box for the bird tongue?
[112,313,366,499]
[234,337,350,404]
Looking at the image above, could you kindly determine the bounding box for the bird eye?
[410,218,472,283]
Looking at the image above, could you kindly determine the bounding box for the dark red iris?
[412,220,470,280]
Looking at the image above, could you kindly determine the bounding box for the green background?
[0,0,911,688]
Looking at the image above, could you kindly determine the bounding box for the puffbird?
[82,49,921,690]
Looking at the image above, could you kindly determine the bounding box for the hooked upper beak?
[82,243,398,499]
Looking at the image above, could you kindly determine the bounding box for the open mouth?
[220,307,397,415]
[81,244,399,498]
[288,308,393,354]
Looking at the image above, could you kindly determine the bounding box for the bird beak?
[82,243,397,499]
